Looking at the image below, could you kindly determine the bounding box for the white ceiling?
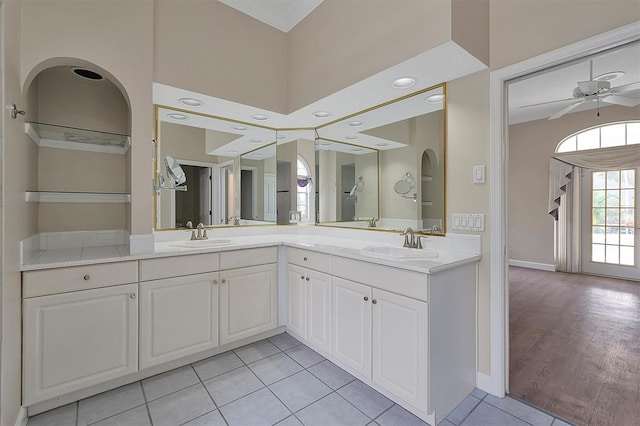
[509,41,640,124]
[218,0,323,32]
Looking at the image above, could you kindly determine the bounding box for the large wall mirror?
[154,107,277,229]
[315,84,446,234]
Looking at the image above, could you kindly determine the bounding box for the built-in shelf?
[26,122,131,155]
[25,191,131,204]
[421,201,433,206]
[421,176,433,182]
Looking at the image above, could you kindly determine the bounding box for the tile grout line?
[196,362,232,426]
[451,395,482,426]
[482,397,545,426]
[138,379,155,426]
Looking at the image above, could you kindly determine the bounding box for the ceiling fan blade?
[548,101,583,120]
[603,94,640,107]
[519,97,576,108]
[612,81,640,94]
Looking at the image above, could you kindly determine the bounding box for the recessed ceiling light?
[348,121,364,127]
[232,125,247,131]
[351,148,363,152]
[71,67,103,80]
[426,94,444,103]
[376,143,389,147]
[392,77,416,89]
[250,139,263,144]
[345,135,357,140]
[319,142,331,146]
[251,114,269,121]
[179,97,203,107]
[594,71,625,82]
[167,113,188,121]
[312,111,332,119]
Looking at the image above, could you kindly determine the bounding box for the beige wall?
[490,0,640,69]
[154,0,288,113]
[508,105,640,265]
[447,69,491,373]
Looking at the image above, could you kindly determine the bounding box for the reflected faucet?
[368,217,378,228]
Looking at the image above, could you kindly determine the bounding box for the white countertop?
[21,232,481,274]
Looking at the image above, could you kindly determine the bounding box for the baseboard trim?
[508,259,555,272]
[477,372,504,398]
[15,406,28,426]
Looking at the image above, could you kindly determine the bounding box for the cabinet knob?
[213,279,218,285]
[363,296,369,301]
[83,274,90,281]
[222,279,226,284]
[130,293,136,299]
[303,257,308,261]
[305,277,310,281]
[372,299,377,304]
[301,275,305,280]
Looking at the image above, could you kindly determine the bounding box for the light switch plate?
[452,213,485,232]
[473,165,485,184]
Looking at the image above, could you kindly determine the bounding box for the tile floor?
[27,333,574,426]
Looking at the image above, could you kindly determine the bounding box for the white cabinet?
[287,248,332,355]
[139,272,219,369]
[219,263,278,345]
[23,284,138,405]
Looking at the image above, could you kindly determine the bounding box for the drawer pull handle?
[363,296,369,301]
[130,293,136,299]
[303,257,308,261]
[222,279,226,284]
[305,277,310,281]
[83,274,91,281]
[213,280,218,285]
[372,299,377,304]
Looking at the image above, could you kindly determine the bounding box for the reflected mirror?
[316,84,445,234]
[154,107,277,229]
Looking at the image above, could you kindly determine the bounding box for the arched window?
[556,120,640,153]
[297,156,312,221]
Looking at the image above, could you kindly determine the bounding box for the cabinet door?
[139,272,219,369]
[219,264,278,345]
[331,277,371,378]
[307,269,331,354]
[287,264,307,339]
[372,288,428,413]
[23,284,138,405]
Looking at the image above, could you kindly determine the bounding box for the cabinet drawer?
[332,256,428,301]
[139,253,219,281]
[23,261,138,298]
[288,248,330,273]
[219,247,277,270]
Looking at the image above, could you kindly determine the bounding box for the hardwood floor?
[509,267,640,426]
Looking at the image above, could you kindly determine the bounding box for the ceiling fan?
[521,60,640,120]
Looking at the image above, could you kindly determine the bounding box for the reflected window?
[297,156,311,221]
[556,121,640,153]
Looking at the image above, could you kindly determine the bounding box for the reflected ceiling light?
[312,111,332,119]
[319,141,331,146]
[593,71,625,82]
[392,77,416,89]
[351,148,363,152]
[227,149,238,154]
[277,135,286,140]
[167,113,188,120]
[179,97,204,107]
[251,114,269,121]
[250,139,263,144]
[345,135,357,140]
[426,94,444,103]
[376,143,389,147]
[348,121,364,127]
[232,125,247,131]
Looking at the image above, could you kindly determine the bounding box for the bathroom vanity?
[21,231,479,425]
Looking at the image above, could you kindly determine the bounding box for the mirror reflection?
[155,107,277,229]
[316,84,445,234]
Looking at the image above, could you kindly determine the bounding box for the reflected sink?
[360,245,439,260]
[170,239,233,249]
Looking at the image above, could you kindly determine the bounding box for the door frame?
[168,159,218,227]
[487,22,640,396]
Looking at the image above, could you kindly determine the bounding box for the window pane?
[592,226,605,244]
[592,244,605,262]
[620,228,634,246]
[606,171,620,189]
[620,189,635,207]
[601,123,625,147]
[577,128,600,150]
[606,190,619,207]
[593,208,606,225]
[606,208,619,225]
[593,172,606,189]
[621,209,635,227]
[620,170,635,189]
[606,227,620,245]
[627,122,640,145]
[592,190,606,207]
[605,245,620,264]
[620,246,635,266]
[557,136,576,153]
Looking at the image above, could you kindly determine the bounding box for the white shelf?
[26,122,130,155]
[25,192,131,204]
[421,201,433,206]
[421,176,433,182]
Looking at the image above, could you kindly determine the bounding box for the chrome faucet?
[368,217,378,228]
[229,216,240,226]
[400,227,424,249]
[196,223,208,240]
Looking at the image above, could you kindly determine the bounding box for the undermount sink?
[360,245,439,260]
[170,239,233,248]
